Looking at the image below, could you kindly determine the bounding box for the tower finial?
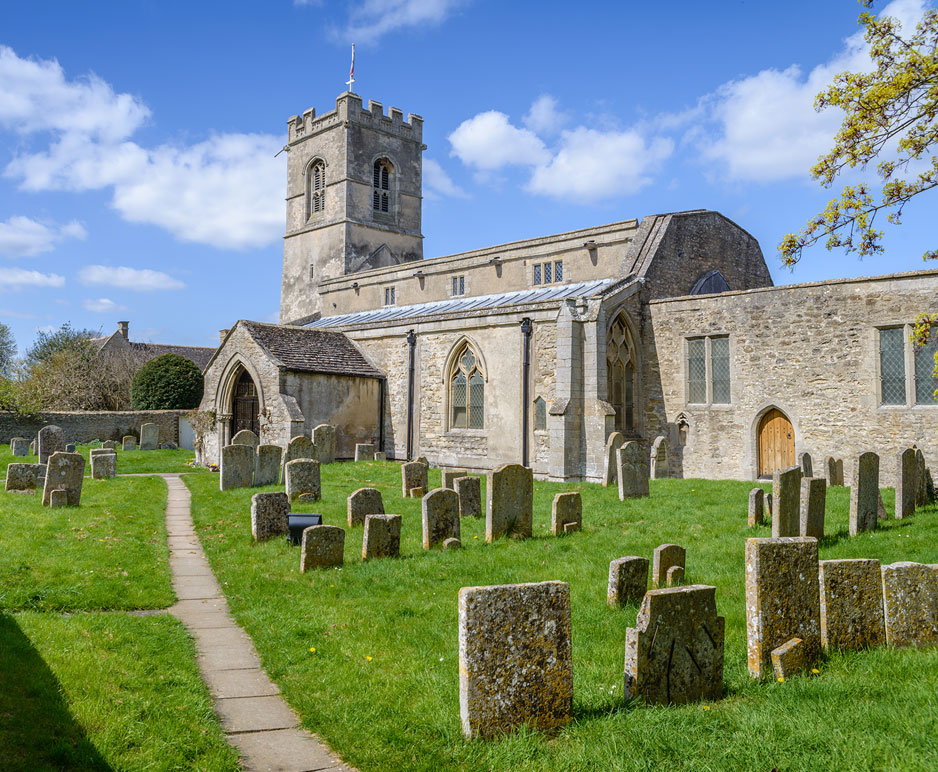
[346,44,356,92]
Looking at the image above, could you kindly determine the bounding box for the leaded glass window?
[554,261,563,282]
[606,314,637,433]
[914,330,938,405]
[451,344,484,429]
[533,264,541,285]
[710,336,730,404]
[880,327,906,405]
[544,262,552,284]
[687,338,707,404]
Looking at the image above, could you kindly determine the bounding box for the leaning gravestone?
[250,491,290,541]
[231,429,260,450]
[748,488,765,527]
[551,492,582,535]
[770,637,808,680]
[355,443,375,462]
[624,585,725,705]
[915,448,927,508]
[122,435,136,451]
[139,422,159,451]
[607,556,648,607]
[602,431,626,487]
[617,441,649,500]
[312,424,336,464]
[454,476,481,518]
[90,452,116,480]
[401,460,429,497]
[819,558,885,651]
[485,463,533,542]
[798,451,813,478]
[347,487,384,526]
[422,488,461,549]
[300,525,345,571]
[10,437,29,457]
[653,543,686,589]
[458,581,572,739]
[42,452,85,507]
[744,537,821,679]
[5,463,46,492]
[285,459,321,502]
[37,425,65,464]
[220,444,254,490]
[799,477,826,539]
[362,514,401,560]
[881,562,938,648]
[254,444,283,487]
[896,447,917,519]
[849,452,879,535]
[443,469,468,489]
[772,465,802,537]
[650,436,669,479]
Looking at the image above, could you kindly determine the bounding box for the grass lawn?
[0,442,205,475]
[186,462,938,772]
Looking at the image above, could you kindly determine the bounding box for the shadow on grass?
[0,612,114,772]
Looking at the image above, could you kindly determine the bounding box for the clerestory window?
[373,159,391,214]
[450,343,484,430]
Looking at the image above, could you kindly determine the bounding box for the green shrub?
[131,354,203,410]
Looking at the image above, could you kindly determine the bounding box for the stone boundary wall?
[0,410,186,445]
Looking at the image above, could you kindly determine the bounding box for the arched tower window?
[373,159,391,213]
[606,313,637,433]
[307,159,326,218]
[450,343,484,429]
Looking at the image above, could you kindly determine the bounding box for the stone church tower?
[279,92,425,324]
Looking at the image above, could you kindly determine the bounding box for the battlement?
[287,92,423,145]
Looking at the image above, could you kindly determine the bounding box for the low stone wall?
[0,410,186,446]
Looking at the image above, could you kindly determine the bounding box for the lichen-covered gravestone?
[11,438,29,457]
[253,444,283,486]
[458,581,572,739]
[454,476,481,518]
[442,469,468,489]
[139,422,159,450]
[825,456,845,486]
[283,435,314,471]
[653,543,686,589]
[122,435,136,451]
[915,448,927,508]
[799,477,826,539]
[300,525,344,571]
[650,435,669,479]
[49,489,68,508]
[422,488,460,549]
[834,458,845,486]
[772,465,802,537]
[602,431,626,488]
[220,444,254,490]
[231,429,260,450]
[485,463,533,542]
[881,562,938,647]
[607,556,648,607]
[744,537,821,679]
[347,487,384,527]
[90,452,116,480]
[617,441,649,500]
[819,558,885,651]
[849,452,879,535]
[624,585,724,705]
[362,514,401,560]
[250,491,290,541]
[37,425,65,464]
[895,447,917,519]
[551,492,582,535]
[285,459,321,502]
[312,424,336,464]
[42,452,85,506]
[5,463,46,492]
[771,638,807,680]
[355,443,375,461]
[401,461,429,497]
[102,440,118,450]
[748,488,764,527]
[798,451,813,478]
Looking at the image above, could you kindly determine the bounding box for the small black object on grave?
[287,514,323,546]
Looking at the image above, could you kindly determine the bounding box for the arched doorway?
[231,368,259,437]
[606,313,637,434]
[757,408,794,478]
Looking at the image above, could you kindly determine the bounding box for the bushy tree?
[131,354,204,410]
[0,322,15,379]
[24,322,100,366]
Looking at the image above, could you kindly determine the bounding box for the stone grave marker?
[443,537,461,550]
[772,465,802,537]
[825,456,837,485]
[617,441,649,500]
[64,443,75,453]
[10,438,29,456]
[355,443,375,461]
[443,469,468,489]
[766,493,773,517]
[300,525,345,571]
[362,514,401,560]
[602,431,626,487]
[254,444,283,487]
[666,566,684,586]
[102,440,118,450]
[771,638,807,680]
[849,452,879,535]
[748,488,764,527]
[896,447,917,519]
[250,492,290,541]
[798,451,813,478]
[347,488,384,526]
[122,435,136,451]
[881,562,938,647]
[624,585,725,705]
[650,435,669,479]
[551,492,582,535]
[835,458,845,486]
[37,425,65,464]
[422,488,461,549]
[455,476,481,518]
[220,444,254,490]
[283,436,314,472]
[49,489,68,508]
[139,422,159,450]
[285,459,320,502]
[91,452,116,479]
[312,424,336,464]
[160,442,178,450]
[29,440,35,455]
[231,429,260,449]
[877,490,887,520]
[799,477,826,539]
[485,463,533,542]
[607,556,648,607]
[42,452,85,506]
[653,543,685,589]
[401,461,429,497]
[374,451,386,461]
[915,448,927,508]
[458,581,572,739]
[819,558,885,651]
[5,463,46,492]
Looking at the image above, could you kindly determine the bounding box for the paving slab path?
[161,474,356,772]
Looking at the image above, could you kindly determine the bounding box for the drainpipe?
[377,378,386,454]
[521,318,533,467]
[406,330,417,460]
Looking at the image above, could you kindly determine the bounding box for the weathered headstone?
[64,443,75,453]
[362,514,401,560]
[312,424,336,464]
[139,422,159,450]
[744,537,821,679]
[102,440,118,450]
[401,461,429,497]
[89,447,113,458]
[915,448,927,508]
[458,581,572,739]
[454,476,482,518]
[748,488,765,527]
[422,488,461,549]
[42,452,85,506]
[355,443,375,462]
[409,486,426,498]
[650,435,669,479]
[253,444,283,487]
[895,447,917,519]
[881,562,938,648]
[602,431,626,487]
[849,452,879,535]
[300,525,344,571]
[766,493,773,517]
[231,429,260,450]
[819,558,885,651]
[771,465,802,537]
[798,451,813,478]
[551,492,582,535]
[10,438,28,457]
[374,451,386,461]
[90,452,116,480]
[771,638,807,680]
[29,439,35,455]
[835,458,845,486]
[5,463,46,492]
[607,556,648,607]
[799,477,826,539]
[825,456,837,485]
[250,491,290,541]
[653,543,686,590]
[160,442,178,450]
[485,463,533,542]
[877,490,887,520]
[283,435,315,472]
[37,425,65,464]
[443,537,461,550]
[617,441,649,500]
[347,487,384,526]
[624,585,724,704]
[220,444,254,490]
[122,435,136,451]
[285,459,321,502]
[443,469,468,489]
[666,565,684,587]
[49,489,68,508]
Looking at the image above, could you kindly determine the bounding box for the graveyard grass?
[0,442,205,475]
[185,462,938,772]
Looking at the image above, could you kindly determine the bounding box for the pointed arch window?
[451,344,484,429]
[307,159,326,218]
[373,159,391,213]
[606,314,637,433]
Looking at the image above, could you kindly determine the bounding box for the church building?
[198,91,938,482]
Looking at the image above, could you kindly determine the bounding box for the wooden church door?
[232,370,259,437]
[757,408,794,478]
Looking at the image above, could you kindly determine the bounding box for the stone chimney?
[219,329,229,344]
[118,321,129,340]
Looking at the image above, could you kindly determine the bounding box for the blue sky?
[1,0,935,353]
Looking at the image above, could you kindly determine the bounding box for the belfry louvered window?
[373,159,391,213]
[451,344,484,429]
[309,160,325,216]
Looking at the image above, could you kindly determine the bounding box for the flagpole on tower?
[346,44,356,92]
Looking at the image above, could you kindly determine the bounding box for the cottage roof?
[129,342,216,371]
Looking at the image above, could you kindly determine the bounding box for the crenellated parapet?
[287,92,423,145]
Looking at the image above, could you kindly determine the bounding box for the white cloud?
[0,267,65,290]
[449,111,550,171]
[523,95,569,136]
[423,158,467,199]
[78,265,185,291]
[341,0,468,43]
[0,215,87,258]
[82,297,127,313]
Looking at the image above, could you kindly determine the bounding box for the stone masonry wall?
[0,410,185,445]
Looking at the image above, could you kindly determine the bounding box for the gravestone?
[607,556,648,607]
[10,438,28,457]
[312,424,336,464]
[443,469,468,489]
[64,443,75,453]
[422,488,461,549]
[771,638,807,680]
[744,537,821,679]
[347,487,384,526]
[37,425,65,464]
[915,448,927,507]
[283,436,315,472]
[666,565,684,586]
[877,490,887,520]
[650,436,669,479]
[29,440,35,455]
[355,443,375,462]
[374,451,386,461]
[102,440,118,450]
[122,435,136,451]
[220,444,254,490]
[231,429,260,450]
[881,562,938,648]
[91,452,116,479]
[766,493,773,516]
[799,477,826,539]
[300,525,345,571]
[849,452,879,535]
[602,431,626,487]
[551,492,582,535]
[250,492,290,541]
[798,451,813,478]
[748,488,764,527]
[89,447,113,458]
[254,444,283,487]
[49,489,68,508]
[895,447,917,519]
[825,456,837,485]
[653,543,685,589]
[160,442,178,450]
[443,537,461,550]
[409,486,426,498]
[624,585,724,705]
[139,422,159,450]
[42,452,85,506]
[5,463,46,492]
[617,441,649,500]
[401,461,429,497]
[835,458,845,486]
[458,581,572,739]
[819,558,885,651]
[485,463,533,542]
[362,514,401,560]
[285,459,321,503]
[771,465,802,537]
[454,476,481,518]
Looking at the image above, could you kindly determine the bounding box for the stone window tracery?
[606,314,637,433]
[450,343,484,430]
